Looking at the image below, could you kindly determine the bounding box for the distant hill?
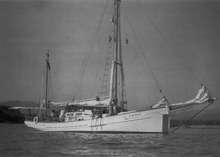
[0,101,39,123]
[171,119,220,127]
[0,101,38,108]
[0,106,25,123]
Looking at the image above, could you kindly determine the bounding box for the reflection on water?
[0,124,220,157]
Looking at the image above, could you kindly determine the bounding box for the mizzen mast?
[45,51,51,110]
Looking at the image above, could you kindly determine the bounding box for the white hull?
[25,107,170,133]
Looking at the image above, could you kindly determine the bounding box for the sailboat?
[24,0,215,133]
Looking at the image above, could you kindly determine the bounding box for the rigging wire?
[98,42,113,96]
[76,0,109,100]
[135,0,204,87]
[39,67,44,106]
[134,1,217,131]
[122,9,168,100]
[38,67,45,117]
[172,102,212,133]
[94,1,114,97]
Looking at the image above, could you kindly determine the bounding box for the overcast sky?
[0,0,219,118]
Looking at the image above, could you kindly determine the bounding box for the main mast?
[109,0,126,114]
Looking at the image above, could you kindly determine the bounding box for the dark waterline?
[0,124,220,157]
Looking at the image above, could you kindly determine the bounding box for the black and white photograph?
[0,0,219,156]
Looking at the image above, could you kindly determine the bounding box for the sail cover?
[169,85,216,110]
[151,85,216,110]
[151,97,169,109]
[49,96,110,108]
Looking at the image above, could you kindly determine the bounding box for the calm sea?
[0,124,219,157]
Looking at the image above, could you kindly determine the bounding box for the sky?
[0,0,219,118]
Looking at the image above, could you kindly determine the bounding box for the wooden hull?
[24,107,170,133]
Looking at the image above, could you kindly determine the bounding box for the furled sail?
[49,96,110,108]
[151,97,169,109]
[151,85,216,110]
[169,85,216,110]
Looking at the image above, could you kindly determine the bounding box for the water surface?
[0,124,220,157]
